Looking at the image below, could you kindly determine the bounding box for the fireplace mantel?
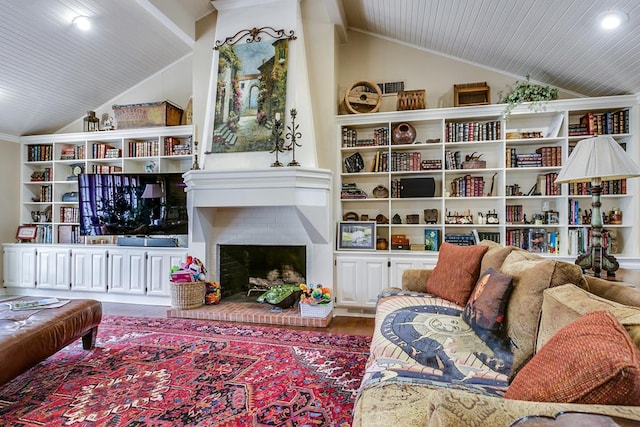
[183,168,332,208]
[183,168,334,289]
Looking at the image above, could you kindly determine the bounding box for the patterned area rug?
[0,316,370,426]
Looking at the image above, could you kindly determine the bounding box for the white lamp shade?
[141,183,164,198]
[555,135,640,183]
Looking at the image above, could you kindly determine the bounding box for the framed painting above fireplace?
[209,27,295,154]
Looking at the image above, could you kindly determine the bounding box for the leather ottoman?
[0,298,102,386]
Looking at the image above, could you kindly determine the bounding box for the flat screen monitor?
[78,173,188,236]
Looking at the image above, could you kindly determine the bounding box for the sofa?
[352,240,640,426]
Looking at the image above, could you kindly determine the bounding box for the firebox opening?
[218,244,306,302]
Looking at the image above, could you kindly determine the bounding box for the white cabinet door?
[36,247,71,290]
[362,258,389,306]
[71,248,108,292]
[335,254,389,307]
[389,256,437,289]
[108,249,146,294]
[2,245,36,288]
[146,251,186,296]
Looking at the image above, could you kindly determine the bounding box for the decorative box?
[406,214,420,224]
[462,159,486,169]
[300,301,334,318]
[112,100,183,129]
[454,82,490,107]
[396,89,426,111]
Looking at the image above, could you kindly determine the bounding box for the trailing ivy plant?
[500,74,558,118]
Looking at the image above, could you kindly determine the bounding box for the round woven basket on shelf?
[170,281,205,310]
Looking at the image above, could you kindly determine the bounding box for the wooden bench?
[0,298,102,386]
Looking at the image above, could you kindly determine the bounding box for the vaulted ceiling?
[2,0,639,138]
[338,0,640,99]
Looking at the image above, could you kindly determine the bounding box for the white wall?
[59,56,194,134]
[301,0,336,171]
[0,139,20,285]
[336,30,575,114]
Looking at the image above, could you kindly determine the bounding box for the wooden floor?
[101,301,375,336]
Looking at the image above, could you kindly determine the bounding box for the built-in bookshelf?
[335,96,637,259]
[19,126,193,244]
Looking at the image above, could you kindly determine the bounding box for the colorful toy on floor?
[205,281,221,305]
[300,283,331,305]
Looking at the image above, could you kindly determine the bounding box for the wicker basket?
[170,281,205,309]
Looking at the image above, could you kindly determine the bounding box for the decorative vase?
[392,122,417,145]
[376,238,388,250]
[372,185,389,198]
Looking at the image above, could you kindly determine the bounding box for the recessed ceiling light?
[72,15,91,31]
[599,10,628,30]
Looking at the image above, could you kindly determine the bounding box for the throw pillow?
[478,240,516,274]
[505,310,640,405]
[499,250,584,376]
[463,268,513,333]
[537,283,640,352]
[426,242,488,306]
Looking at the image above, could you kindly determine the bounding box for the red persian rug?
[0,316,370,426]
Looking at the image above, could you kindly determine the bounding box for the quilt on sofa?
[359,290,512,399]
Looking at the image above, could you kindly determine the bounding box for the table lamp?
[555,135,640,277]
[141,183,164,225]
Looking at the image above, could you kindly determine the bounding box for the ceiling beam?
[323,0,348,43]
[136,0,195,46]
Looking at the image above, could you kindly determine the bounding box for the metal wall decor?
[214,27,296,50]
[285,109,302,166]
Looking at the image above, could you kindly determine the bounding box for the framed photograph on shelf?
[16,225,37,242]
[337,221,376,250]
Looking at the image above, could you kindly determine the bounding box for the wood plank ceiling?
[0,0,212,137]
[1,0,639,137]
[341,0,640,98]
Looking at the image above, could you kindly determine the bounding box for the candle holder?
[191,137,200,170]
[269,117,285,167]
[285,109,302,166]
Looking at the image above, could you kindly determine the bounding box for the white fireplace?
[183,168,333,291]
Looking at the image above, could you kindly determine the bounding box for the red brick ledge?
[167,301,332,328]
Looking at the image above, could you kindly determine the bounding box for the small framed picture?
[337,221,376,250]
[16,225,37,241]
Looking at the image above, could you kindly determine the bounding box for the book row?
[342,127,389,147]
[27,144,53,162]
[60,145,86,160]
[58,224,82,244]
[450,175,485,197]
[567,179,626,196]
[60,207,79,223]
[568,228,618,255]
[445,120,501,142]
[568,109,629,136]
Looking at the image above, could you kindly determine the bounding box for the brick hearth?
[166,301,332,328]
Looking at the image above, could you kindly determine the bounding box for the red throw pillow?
[426,242,488,306]
[505,310,640,405]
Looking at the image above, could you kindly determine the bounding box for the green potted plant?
[500,74,558,118]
